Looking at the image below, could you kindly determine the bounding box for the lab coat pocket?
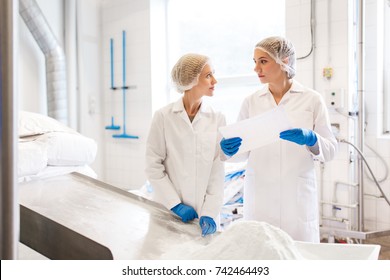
[200,132,217,162]
[289,111,314,130]
[297,176,317,222]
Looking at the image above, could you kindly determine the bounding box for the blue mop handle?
[122,30,126,87]
[111,29,138,139]
[110,38,114,89]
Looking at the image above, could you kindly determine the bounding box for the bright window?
[167,0,285,123]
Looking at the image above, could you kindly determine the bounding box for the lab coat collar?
[256,80,304,98]
[198,100,214,114]
[172,98,185,113]
[171,97,213,115]
[288,80,305,94]
[256,84,270,97]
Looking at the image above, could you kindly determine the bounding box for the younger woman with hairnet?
[145,53,226,237]
[220,36,337,242]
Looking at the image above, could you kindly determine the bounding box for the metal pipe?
[19,0,68,124]
[65,0,78,130]
[0,0,19,259]
[356,0,365,232]
[311,0,316,88]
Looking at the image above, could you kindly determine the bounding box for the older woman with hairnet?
[145,53,226,237]
[220,36,337,242]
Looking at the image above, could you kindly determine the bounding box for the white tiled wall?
[100,0,153,189]
[286,0,390,233]
[362,0,390,231]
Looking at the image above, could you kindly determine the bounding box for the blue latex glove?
[199,216,216,236]
[220,137,242,156]
[279,128,317,146]
[171,203,198,223]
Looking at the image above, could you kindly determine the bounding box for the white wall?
[362,0,390,232]
[286,0,390,233]
[76,0,104,178]
[100,0,153,189]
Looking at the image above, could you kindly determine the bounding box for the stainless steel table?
[18,172,381,260]
[19,172,203,260]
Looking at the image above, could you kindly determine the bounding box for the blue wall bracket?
[105,116,120,130]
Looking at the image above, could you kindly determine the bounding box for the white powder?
[160,220,304,260]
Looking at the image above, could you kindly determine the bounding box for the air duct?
[19,0,68,124]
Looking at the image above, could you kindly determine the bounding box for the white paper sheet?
[219,106,293,154]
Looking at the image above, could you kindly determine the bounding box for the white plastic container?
[295,241,381,260]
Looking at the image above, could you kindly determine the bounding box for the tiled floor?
[364,236,390,260]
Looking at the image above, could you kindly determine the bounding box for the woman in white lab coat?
[220,36,337,242]
[145,53,226,237]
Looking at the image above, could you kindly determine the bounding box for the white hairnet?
[255,36,296,79]
[171,53,210,93]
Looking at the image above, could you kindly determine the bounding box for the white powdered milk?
[160,220,304,260]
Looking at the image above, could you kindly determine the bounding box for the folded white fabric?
[44,132,97,166]
[19,111,74,137]
[18,140,48,177]
[18,111,98,170]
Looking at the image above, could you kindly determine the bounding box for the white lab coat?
[145,98,226,220]
[232,80,337,242]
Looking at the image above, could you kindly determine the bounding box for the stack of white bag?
[18,111,97,182]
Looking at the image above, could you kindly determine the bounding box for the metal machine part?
[20,205,113,260]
